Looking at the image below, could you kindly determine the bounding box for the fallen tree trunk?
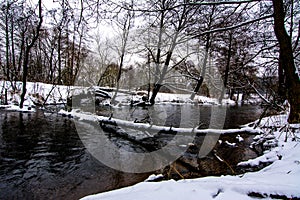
[60,110,263,137]
[98,116,263,136]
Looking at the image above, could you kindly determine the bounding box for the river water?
[0,105,262,199]
[100,104,262,129]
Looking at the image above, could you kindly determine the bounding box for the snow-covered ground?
[0,81,71,111]
[81,115,300,200]
[0,81,237,112]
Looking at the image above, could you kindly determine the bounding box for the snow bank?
[152,92,235,105]
[81,114,300,200]
[0,105,36,112]
[0,81,71,110]
[0,81,237,111]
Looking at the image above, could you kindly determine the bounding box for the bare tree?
[0,0,25,86]
[111,1,135,104]
[19,0,43,108]
[272,0,300,123]
[140,1,201,105]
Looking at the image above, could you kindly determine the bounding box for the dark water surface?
[0,111,151,200]
[0,105,262,200]
[109,104,263,129]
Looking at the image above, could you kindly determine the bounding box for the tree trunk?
[17,32,25,81]
[191,34,210,100]
[219,32,233,104]
[19,49,29,108]
[19,0,43,109]
[147,53,151,101]
[111,10,133,105]
[190,77,204,100]
[4,89,8,105]
[277,58,286,103]
[150,49,175,105]
[150,5,166,105]
[11,18,16,81]
[5,1,10,81]
[272,0,300,123]
[57,28,62,85]
[149,83,162,105]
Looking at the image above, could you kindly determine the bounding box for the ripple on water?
[0,110,152,200]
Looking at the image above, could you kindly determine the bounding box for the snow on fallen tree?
[59,109,263,136]
[59,109,264,156]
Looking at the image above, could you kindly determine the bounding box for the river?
[0,105,262,199]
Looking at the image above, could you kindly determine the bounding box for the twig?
[214,152,235,174]
[168,163,185,179]
[43,84,56,106]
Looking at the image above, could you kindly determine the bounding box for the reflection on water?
[0,111,151,200]
[0,105,262,199]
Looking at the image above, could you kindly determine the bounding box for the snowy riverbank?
[0,81,238,112]
[81,114,300,200]
[0,81,70,111]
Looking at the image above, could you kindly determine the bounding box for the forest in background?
[0,0,299,121]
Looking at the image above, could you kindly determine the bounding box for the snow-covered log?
[60,110,263,136]
[94,89,111,99]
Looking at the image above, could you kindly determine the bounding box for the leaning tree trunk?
[190,33,210,100]
[190,77,204,100]
[149,50,170,105]
[272,0,300,123]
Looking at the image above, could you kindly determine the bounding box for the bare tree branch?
[110,0,263,13]
[193,14,273,38]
